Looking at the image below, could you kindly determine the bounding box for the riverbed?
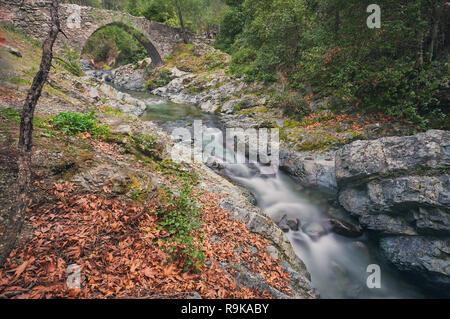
[116,87,427,298]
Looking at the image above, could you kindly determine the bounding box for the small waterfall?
[97,82,426,298]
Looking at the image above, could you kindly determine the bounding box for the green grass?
[124,133,161,160]
[0,22,42,47]
[104,105,123,116]
[7,77,32,85]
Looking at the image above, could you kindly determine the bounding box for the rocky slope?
[150,65,338,191]
[140,43,449,293]
[83,77,318,298]
[0,28,317,298]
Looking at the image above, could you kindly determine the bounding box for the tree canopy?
[216,0,449,129]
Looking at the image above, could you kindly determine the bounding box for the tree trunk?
[428,2,442,62]
[0,0,61,266]
[175,0,189,44]
[334,9,340,43]
[416,8,424,68]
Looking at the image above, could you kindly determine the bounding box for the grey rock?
[221,99,238,114]
[1,44,22,57]
[322,218,362,238]
[279,148,337,192]
[335,130,450,186]
[184,292,202,299]
[277,215,290,233]
[359,213,417,235]
[336,130,450,289]
[110,61,146,90]
[414,207,450,235]
[302,222,327,240]
[234,264,293,299]
[110,124,133,136]
[380,236,450,292]
[287,218,300,231]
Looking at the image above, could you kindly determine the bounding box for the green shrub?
[0,108,21,122]
[52,111,109,139]
[7,77,32,86]
[270,91,310,120]
[56,43,82,76]
[145,68,172,90]
[221,0,449,129]
[125,133,161,160]
[214,7,247,53]
[157,182,205,272]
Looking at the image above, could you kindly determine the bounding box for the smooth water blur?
[229,170,424,298]
[124,90,425,298]
[116,88,209,124]
[141,97,208,123]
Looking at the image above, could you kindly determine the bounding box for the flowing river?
[115,87,428,298]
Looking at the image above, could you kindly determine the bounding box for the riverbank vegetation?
[74,0,448,129]
[1,0,449,299]
[0,24,300,298]
[82,24,148,67]
[68,0,229,33]
[215,0,449,130]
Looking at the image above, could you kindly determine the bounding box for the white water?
[198,126,424,298]
[116,87,427,298]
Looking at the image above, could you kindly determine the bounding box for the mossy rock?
[122,172,157,202]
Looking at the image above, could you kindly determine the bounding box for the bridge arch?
[0,1,186,66]
[83,21,162,66]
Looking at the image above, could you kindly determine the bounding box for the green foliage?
[214,7,246,52]
[157,159,199,185]
[57,43,83,76]
[91,0,228,32]
[196,0,229,31]
[0,108,21,122]
[104,105,123,116]
[145,68,172,90]
[82,25,148,67]
[270,91,310,120]
[52,111,110,139]
[125,133,161,160]
[0,108,51,130]
[141,0,178,24]
[157,180,204,272]
[6,77,32,86]
[221,0,449,129]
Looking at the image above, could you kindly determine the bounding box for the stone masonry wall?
[0,0,184,65]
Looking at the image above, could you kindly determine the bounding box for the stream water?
[118,87,427,298]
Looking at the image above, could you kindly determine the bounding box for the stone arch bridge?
[0,0,187,65]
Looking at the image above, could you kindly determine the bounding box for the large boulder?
[335,130,450,289]
[335,129,449,185]
[220,95,265,114]
[111,62,146,90]
[380,236,450,295]
[280,148,337,192]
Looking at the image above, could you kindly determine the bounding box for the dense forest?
[215,0,449,130]
[73,0,449,129]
